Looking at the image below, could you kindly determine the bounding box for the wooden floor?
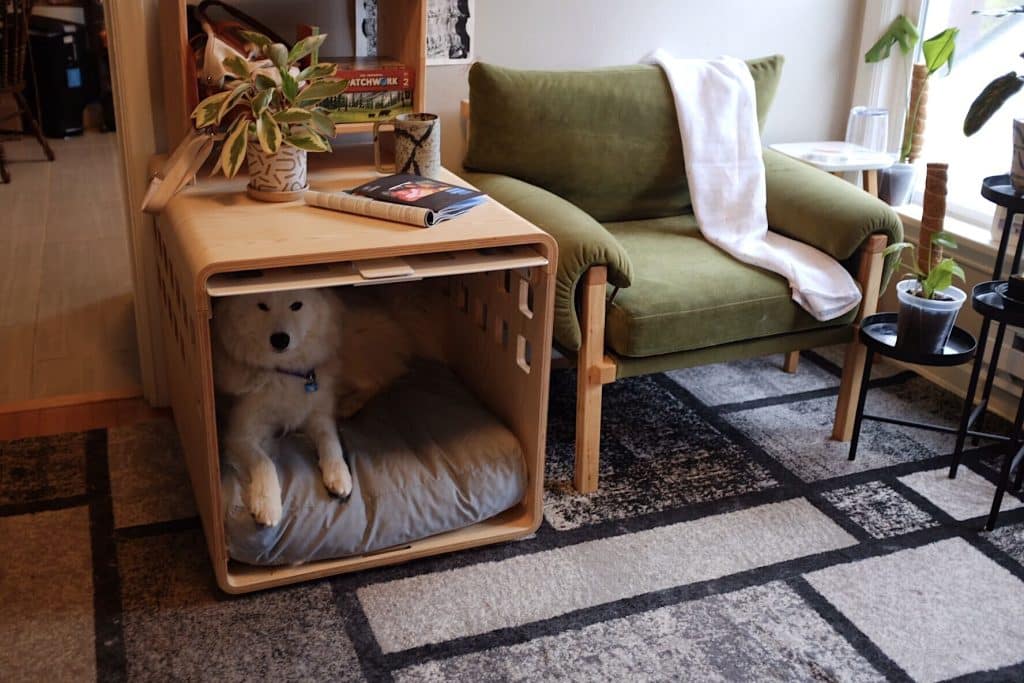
[0,132,141,409]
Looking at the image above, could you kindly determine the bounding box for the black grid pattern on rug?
[3,347,1024,682]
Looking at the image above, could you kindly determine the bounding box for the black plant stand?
[848,313,979,468]
[950,176,1024,464]
[948,282,1024,529]
[947,176,1024,529]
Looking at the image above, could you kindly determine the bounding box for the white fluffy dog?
[212,285,436,526]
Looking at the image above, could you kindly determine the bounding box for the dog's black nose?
[270,332,290,351]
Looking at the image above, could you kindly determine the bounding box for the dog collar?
[276,367,319,393]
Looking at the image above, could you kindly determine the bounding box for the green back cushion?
[464,56,784,223]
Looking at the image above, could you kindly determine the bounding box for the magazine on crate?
[305,175,486,228]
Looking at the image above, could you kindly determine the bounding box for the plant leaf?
[865,14,919,63]
[254,73,278,91]
[298,62,338,81]
[921,257,962,298]
[309,108,336,137]
[288,34,328,65]
[280,67,299,104]
[273,107,312,123]
[883,241,915,257]
[218,81,252,123]
[296,79,348,105]
[191,91,230,128]
[964,72,1024,136]
[284,127,331,152]
[256,110,282,154]
[922,27,958,75]
[251,88,274,117]
[930,231,958,251]
[268,43,289,69]
[222,54,251,80]
[238,30,272,52]
[218,116,250,178]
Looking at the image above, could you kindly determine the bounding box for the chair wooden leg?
[783,350,800,373]
[833,234,888,441]
[575,266,611,493]
[864,169,879,197]
[13,91,55,162]
[0,142,9,184]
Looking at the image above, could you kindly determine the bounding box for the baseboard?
[0,386,144,415]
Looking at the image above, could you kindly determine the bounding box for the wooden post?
[833,234,889,441]
[575,266,610,493]
[904,64,929,164]
[918,163,948,271]
[783,350,800,373]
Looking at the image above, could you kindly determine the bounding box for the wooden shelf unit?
[158,0,427,150]
[154,152,556,593]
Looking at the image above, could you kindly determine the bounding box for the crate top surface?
[160,146,553,280]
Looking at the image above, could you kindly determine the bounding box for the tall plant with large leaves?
[191,31,348,178]
[865,16,959,162]
[963,6,1024,136]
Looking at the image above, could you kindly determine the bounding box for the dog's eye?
[257,302,269,311]
[290,301,303,311]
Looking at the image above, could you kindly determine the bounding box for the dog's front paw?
[320,455,353,501]
[250,491,283,527]
[247,465,283,526]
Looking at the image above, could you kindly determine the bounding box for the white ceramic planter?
[246,143,308,202]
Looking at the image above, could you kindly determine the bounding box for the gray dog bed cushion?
[222,363,527,566]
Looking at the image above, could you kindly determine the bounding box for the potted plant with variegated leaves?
[191,30,348,201]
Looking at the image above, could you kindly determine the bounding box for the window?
[913,0,1024,224]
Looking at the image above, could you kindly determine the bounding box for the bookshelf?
[157,0,427,150]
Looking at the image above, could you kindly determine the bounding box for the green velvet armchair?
[459,60,903,493]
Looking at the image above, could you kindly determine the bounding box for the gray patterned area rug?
[3,347,1024,682]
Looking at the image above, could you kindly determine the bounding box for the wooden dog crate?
[154,154,556,593]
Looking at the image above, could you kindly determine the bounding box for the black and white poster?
[355,0,378,56]
[426,0,473,65]
[354,0,473,64]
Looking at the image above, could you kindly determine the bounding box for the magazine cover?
[350,174,485,214]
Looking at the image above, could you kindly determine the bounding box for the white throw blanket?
[643,49,861,321]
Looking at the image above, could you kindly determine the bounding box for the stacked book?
[321,57,415,124]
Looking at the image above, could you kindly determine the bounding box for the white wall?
[226,0,865,167]
[426,0,865,166]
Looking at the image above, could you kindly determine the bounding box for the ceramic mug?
[373,113,441,178]
[1012,118,1024,192]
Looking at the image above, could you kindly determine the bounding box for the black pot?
[894,281,966,355]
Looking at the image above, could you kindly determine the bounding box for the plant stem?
[901,69,927,162]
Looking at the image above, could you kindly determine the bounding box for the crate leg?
[575,266,613,494]
[783,350,800,374]
[833,234,888,441]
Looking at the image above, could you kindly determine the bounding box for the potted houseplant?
[191,31,348,201]
[962,6,1024,190]
[865,16,959,205]
[885,231,966,354]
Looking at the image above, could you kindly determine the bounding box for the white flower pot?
[245,143,308,202]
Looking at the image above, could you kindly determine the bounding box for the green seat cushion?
[465,56,784,223]
[603,216,855,358]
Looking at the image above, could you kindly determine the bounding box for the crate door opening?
[212,270,548,567]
